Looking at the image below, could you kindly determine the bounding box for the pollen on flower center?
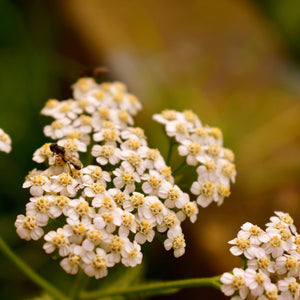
[232,275,245,289]
[207,144,221,157]
[147,149,158,161]
[200,182,215,197]
[236,238,251,250]
[188,142,201,155]
[122,172,135,185]
[93,256,106,269]
[63,139,78,152]
[286,257,297,270]
[36,197,51,213]
[175,123,187,134]
[110,236,124,253]
[183,202,196,216]
[100,146,114,158]
[75,202,89,215]
[113,192,126,206]
[150,202,163,215]
[249,225,263,236]
[255,272,266,285]
[269,236,282,248]
[87,229,102,243]
[128,153,141,167]
[138,220,152,235]
[168,188,179,201]
[289,282,299,295]
[54,195,69,208]
[52,233,68,247]
[164,213,178,228]
[279,229,292,241]
[126,139,140,150]
[72,223,86,236]
[130,194,144,208]
[69,254,81,266]
[162,109,177,120]
[222,163,236,178]
[31,175,46,186]
[101,212,113,223]
[149,176,162,189]
[58,173,73,186]
[122,214,134,227]
[91,167,103,180]
[103,197,114,209]
[257,257,269,269]
[172,234,185,249]
[23,215,38,230]
[103,129,117,142]
[218,184,230,197]
[51,120,64,129]
[92,183,105,194]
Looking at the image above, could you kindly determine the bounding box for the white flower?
[247,252,275,274]
[228,237,262,259]
[94,207,123,233]
[113,166,140,193]
[82,226,105,251]
[123,192,146,215]
[164,228,186,258]
[82,165,111,185]
[51,172,79,197]
[262,232,290,258]
[141,170,164,195]
[142,196,167,225]
[158,182,187,209]
[278,277,300,299]
[178,139,203,166]
[32,143,52,163]
[267,211,297,235]
[92,144,121,165]
[120,151,146,175]
[220,268,249,299]
[157,212,179,233]
[63,217,91,244]
[0,128,12,153]
[121,241,143,267]
[93,128,121,144]
[106,235,129,266]
[244,269,270,297]
[135,218,155,244]
[60,244,84,275]
[275,254,300,277]
[120,127,146,141]
[82,247,109,279]
[43,118,72,139]
[26,196,53,226]
[165,120,190,142]
[176,200,199,223]
[43,228,71,257]
[153,110,179,125]
[23,174,51,197]
[15,214,44,241]
[49,195,71,218]
[257,282,278,300]
[67,197,95,220]
[237,222,269,246]
[118,211,136,237]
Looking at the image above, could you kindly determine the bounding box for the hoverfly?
[50,143,83,174]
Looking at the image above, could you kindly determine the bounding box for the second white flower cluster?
[221,211,300,299]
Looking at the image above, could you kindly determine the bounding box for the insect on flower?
[50,143,83,174]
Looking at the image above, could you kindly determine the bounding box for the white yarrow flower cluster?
[15,78,196,279]
[153,109,236,207]
[221,211,300,299]
[0,128,12,153]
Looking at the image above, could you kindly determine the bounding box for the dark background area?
[1,0,300,299]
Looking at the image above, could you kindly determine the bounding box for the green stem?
[166,139,175,166]
[0,236,69,300]
[172,160,187,175]
[79,276,221,299]
[69,270,89,300]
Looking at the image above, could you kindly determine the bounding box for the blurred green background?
[1,0,300,299]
